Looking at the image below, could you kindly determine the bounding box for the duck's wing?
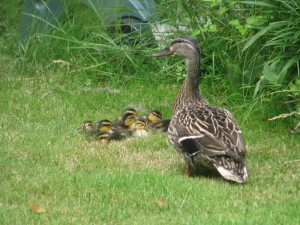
[169,107,246,162]
[169,107,247,182]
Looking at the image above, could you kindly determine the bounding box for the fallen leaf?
[29,204,46,214]
[52,60,70,66]
[157,198,167,207]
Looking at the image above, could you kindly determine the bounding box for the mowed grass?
[1,55,299,225]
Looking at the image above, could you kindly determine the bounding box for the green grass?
[1,61,299,224]
[1,0,300,224]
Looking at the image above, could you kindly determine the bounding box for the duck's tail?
[214,164,248,183]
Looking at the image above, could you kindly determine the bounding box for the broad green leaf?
[219,7,227,14]
[208,24,217,32]
[229,19,240,26]
[243,26,272,51]
[240,1,276,8]
[246,16,267,26]
[278,58,299,83]
[262,61,280,83]
[192,29,201,36]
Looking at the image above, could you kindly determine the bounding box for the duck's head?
[152,36,200,60]
[147,110,162,123]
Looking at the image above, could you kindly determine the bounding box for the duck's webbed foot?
[186,163,191,177]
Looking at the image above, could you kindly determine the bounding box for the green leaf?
[243,26,272,51]
[219,7,227,14]
[262,61,280,83]
[239,27,248,36]
[278,58,298,84]
[192,29,201,36]
[240,1,276,8]
[229,19,240,27]
[208,24,217,32]
[246,16,267,26]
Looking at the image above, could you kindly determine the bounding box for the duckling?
[112,107,138,130]
[95,130,130,142]
[147,119,171,134]
[94,119,113,133]
[95,119,133,142]
[132,118,149,137]
[143,110,163,124]
[77,120,95,135]
[153,36,248,183]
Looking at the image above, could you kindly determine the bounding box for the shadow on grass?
[176,163,243,184]
[190,165,220,179]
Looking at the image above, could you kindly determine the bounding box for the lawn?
[0,0,300,224]
[1,56,299,224]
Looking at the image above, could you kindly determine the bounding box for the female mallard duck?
[153,36,248,183]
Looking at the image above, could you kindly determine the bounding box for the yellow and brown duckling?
[95,119,132,142]
[77,120,94,135]
[153,36,248,183]
[132,117,149,137]
[143,109,170,134]
[94,119,114,133]
[96,130,131,142]
[147,119,171,134]
[112,107,138,130]
[143,110,163,124]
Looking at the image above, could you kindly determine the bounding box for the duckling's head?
[123,107,138,116]
[79,120,93,131]
[152,36,200,60]
[96,119,113,132]
[134,118,148,131]
[95,131,110,142]
[148,110,162,123]
[123,112,138,129]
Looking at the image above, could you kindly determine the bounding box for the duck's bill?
[152,47,173,57]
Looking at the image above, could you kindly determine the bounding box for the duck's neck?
[174,57,207,111]
[185,58,200,91]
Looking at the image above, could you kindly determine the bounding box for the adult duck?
[153,36,248,183]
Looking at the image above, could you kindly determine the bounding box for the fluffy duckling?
[147,119,171,134]
[132,118,149,137]
[96,130,130,142]
[94,119,113,133]
[95,119,133,142]
[143,110,163,124]
[77,120,95,135]
[112,107,138,130]
[153,36,248,183]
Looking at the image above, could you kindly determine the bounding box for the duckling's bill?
[152,47,173,57]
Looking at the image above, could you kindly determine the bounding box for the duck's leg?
[186,163,191,177]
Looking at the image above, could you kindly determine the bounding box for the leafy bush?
[156,0,299,124]
[3,0,299,124]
